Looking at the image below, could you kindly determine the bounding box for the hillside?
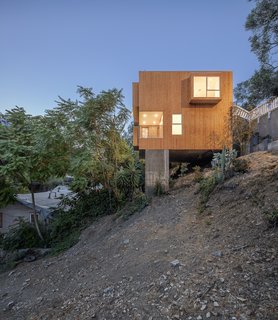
[0,151,277,320]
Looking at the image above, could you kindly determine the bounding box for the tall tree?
[235,0,278,107]
[0,107,70,240]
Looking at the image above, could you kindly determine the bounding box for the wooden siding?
[132,82,139,125]
[133,126,139,147]
[134,71,233,151]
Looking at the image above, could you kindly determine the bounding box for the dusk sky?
[0,0,258,116]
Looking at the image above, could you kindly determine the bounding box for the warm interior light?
[153,121,156,124]
[143,114,147,118]
[142,121,146,125]
[154,114,158,118]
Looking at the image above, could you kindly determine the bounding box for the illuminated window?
[194,76,220,98]
[139,112,163,138]
[172,114,182,135]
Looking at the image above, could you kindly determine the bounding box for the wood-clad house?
[132,71,233,194]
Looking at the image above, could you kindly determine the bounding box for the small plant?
[198,175,217,213]
[155,179,164,196]
[180,162,189,176]
[232,158,250,173]
[265,210,278,227]
[116,192,148,220]
[211,148,237,182]
[193,165,203,182]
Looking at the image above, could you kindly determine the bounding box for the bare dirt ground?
[0,151,277,320]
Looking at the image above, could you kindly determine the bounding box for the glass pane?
[207,90,220,97]
[172,124,182,135]
[207,77,220,90]
[172,114,182,124]
[194,77,206,97]
[139,112,163,125]
[141,127,149,138]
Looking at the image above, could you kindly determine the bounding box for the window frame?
[190,74,222,104]
[193,76,220,98]
[172,114,182,135]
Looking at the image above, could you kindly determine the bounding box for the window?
[139,112,163,138]
[172,114,182,135]
[0,212,2,228]
[193,76,220,98]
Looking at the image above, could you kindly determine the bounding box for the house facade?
[132,71,233,194]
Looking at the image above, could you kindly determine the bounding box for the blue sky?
[0,0,257,115]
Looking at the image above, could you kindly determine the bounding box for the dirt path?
[0,152,277,320]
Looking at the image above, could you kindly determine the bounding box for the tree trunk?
[31,190,44,242]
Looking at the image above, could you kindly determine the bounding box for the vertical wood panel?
[135,71,233,151]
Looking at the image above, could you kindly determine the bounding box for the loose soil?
[0,151,277,320]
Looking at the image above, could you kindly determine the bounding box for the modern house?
[132,71,233,194]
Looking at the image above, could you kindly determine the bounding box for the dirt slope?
[0,151,277,320]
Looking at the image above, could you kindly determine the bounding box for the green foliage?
[180,162,189,176]
[116,192,148,220]
[0,220,47,251]
[232,158,250,173]
[193,165,203,182]
[198,175,217,212]
[49,190,116,251]
[211,148,237,182]
[234,0,278,106]
[265,210,278,227]
[115,161,143,200]
[155,179,165,196]
[0,177,15,208]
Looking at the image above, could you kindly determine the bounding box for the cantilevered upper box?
[133,71,233,153]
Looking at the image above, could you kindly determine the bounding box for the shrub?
[193,165,203,182]
[180,162,189,176]
[265,210,278,227]
[155,179,164,196]
[198,175,217,213]
[0,219,47,251]
[232,158,250,173]
[49,189,116,250]
[116,192,148,220]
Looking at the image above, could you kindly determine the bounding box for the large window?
[172,114,182,135]
[139,112,163,138]
[193,76,220,98]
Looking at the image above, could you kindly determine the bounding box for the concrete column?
[145,150,169,196]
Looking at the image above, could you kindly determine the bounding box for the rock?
[211,251,223,257]
[170,259,180,267]
[213,301,219,307]
[103,287,113,294]
[24,255,36,262]
[197,316,202,320]
[206,312,211,318]
[7,301,15,310]
[200,304,207,311]
[123,239,130,245]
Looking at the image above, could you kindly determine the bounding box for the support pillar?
[145,150,169,196]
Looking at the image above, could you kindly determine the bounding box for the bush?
[198,175,217,213]
[232,158,250,173]
[193,165,203,182]
[116,192,148,220]
[155,179,165,196]
[0,219,47,251]
[49,189,116,250]
[265,210,278,227]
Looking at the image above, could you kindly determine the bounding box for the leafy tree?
[0,107,70,240]
[235,0,278,107]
